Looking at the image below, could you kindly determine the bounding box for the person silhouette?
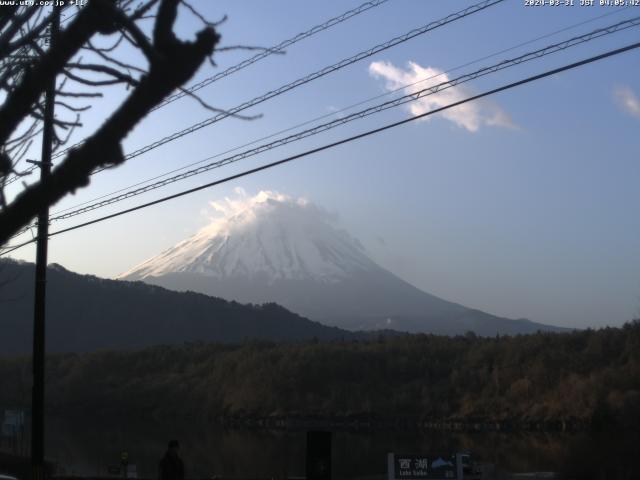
[159,440,184,480]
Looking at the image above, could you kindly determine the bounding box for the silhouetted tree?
[0,0,225,246]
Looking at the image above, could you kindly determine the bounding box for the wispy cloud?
[369,60,516,132]
[198,190,342,239]
[613,85,640,118]
[208,189,293,219]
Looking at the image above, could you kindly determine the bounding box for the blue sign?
[388,453,460,480]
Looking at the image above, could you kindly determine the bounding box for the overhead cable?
[3,39,639,256]
[44,16,640,223]
[50,0,505,166]
[153,0,392,110]
[3,0,391,185]
[44,6,635,220]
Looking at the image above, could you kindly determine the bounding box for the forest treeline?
[1,322,639,430]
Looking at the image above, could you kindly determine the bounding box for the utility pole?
[31,6,59,480]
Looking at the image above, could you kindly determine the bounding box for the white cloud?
[368,60,516,132]
[613,85,640,118]
[194,190,348,247]
[205,189,331,225]
[208,190,291,218]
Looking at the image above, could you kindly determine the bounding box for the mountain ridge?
[120,191,568,336]
[0,258,358,354]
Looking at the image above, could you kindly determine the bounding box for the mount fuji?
[119,191,566,335]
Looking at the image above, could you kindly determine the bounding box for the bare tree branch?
[67,62,141,85]
[63,67,138,87]
[180,0,217,28]
[55,100,91,113]
[0,0,220,245]
[2,9,55,58]
[0,6,38,57]
[86,40,147,73]
[0,0,118,146]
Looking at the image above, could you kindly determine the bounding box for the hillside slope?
[0,259,353,353]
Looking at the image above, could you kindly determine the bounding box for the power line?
[3,166,36,185]
[154,0,391,111]
[43,6,635,222]
[50,0,505,167]
[3,40,638,257]
[3,0,391,186]
[40,16,640,224]
[7,10,637,241]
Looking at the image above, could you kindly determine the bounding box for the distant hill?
[120,191,569,336]
[0,259,354,353]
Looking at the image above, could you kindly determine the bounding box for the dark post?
[121,451,129,480]
[31,7,59,480]
[306,431,332,480]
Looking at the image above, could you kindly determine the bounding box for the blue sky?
[5,0,640,328]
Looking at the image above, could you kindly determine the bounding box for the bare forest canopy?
[1,322,639,431]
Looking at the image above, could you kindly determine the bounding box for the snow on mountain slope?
[119,191,567,335]
[120,191,377,283]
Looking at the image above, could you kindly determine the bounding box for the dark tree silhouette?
[0,0,223,246]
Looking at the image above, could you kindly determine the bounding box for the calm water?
[37,416,639,480]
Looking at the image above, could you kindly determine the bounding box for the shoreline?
[216,414,595,433]
[42,410,602,433]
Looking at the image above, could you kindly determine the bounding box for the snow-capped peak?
[119,191,378,283]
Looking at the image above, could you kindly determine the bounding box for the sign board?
[387,453,462,480]
[106,464,136,478]
[1,410,25,437]
[126,465,138,479]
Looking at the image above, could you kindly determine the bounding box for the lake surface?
[31,417,639,480]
